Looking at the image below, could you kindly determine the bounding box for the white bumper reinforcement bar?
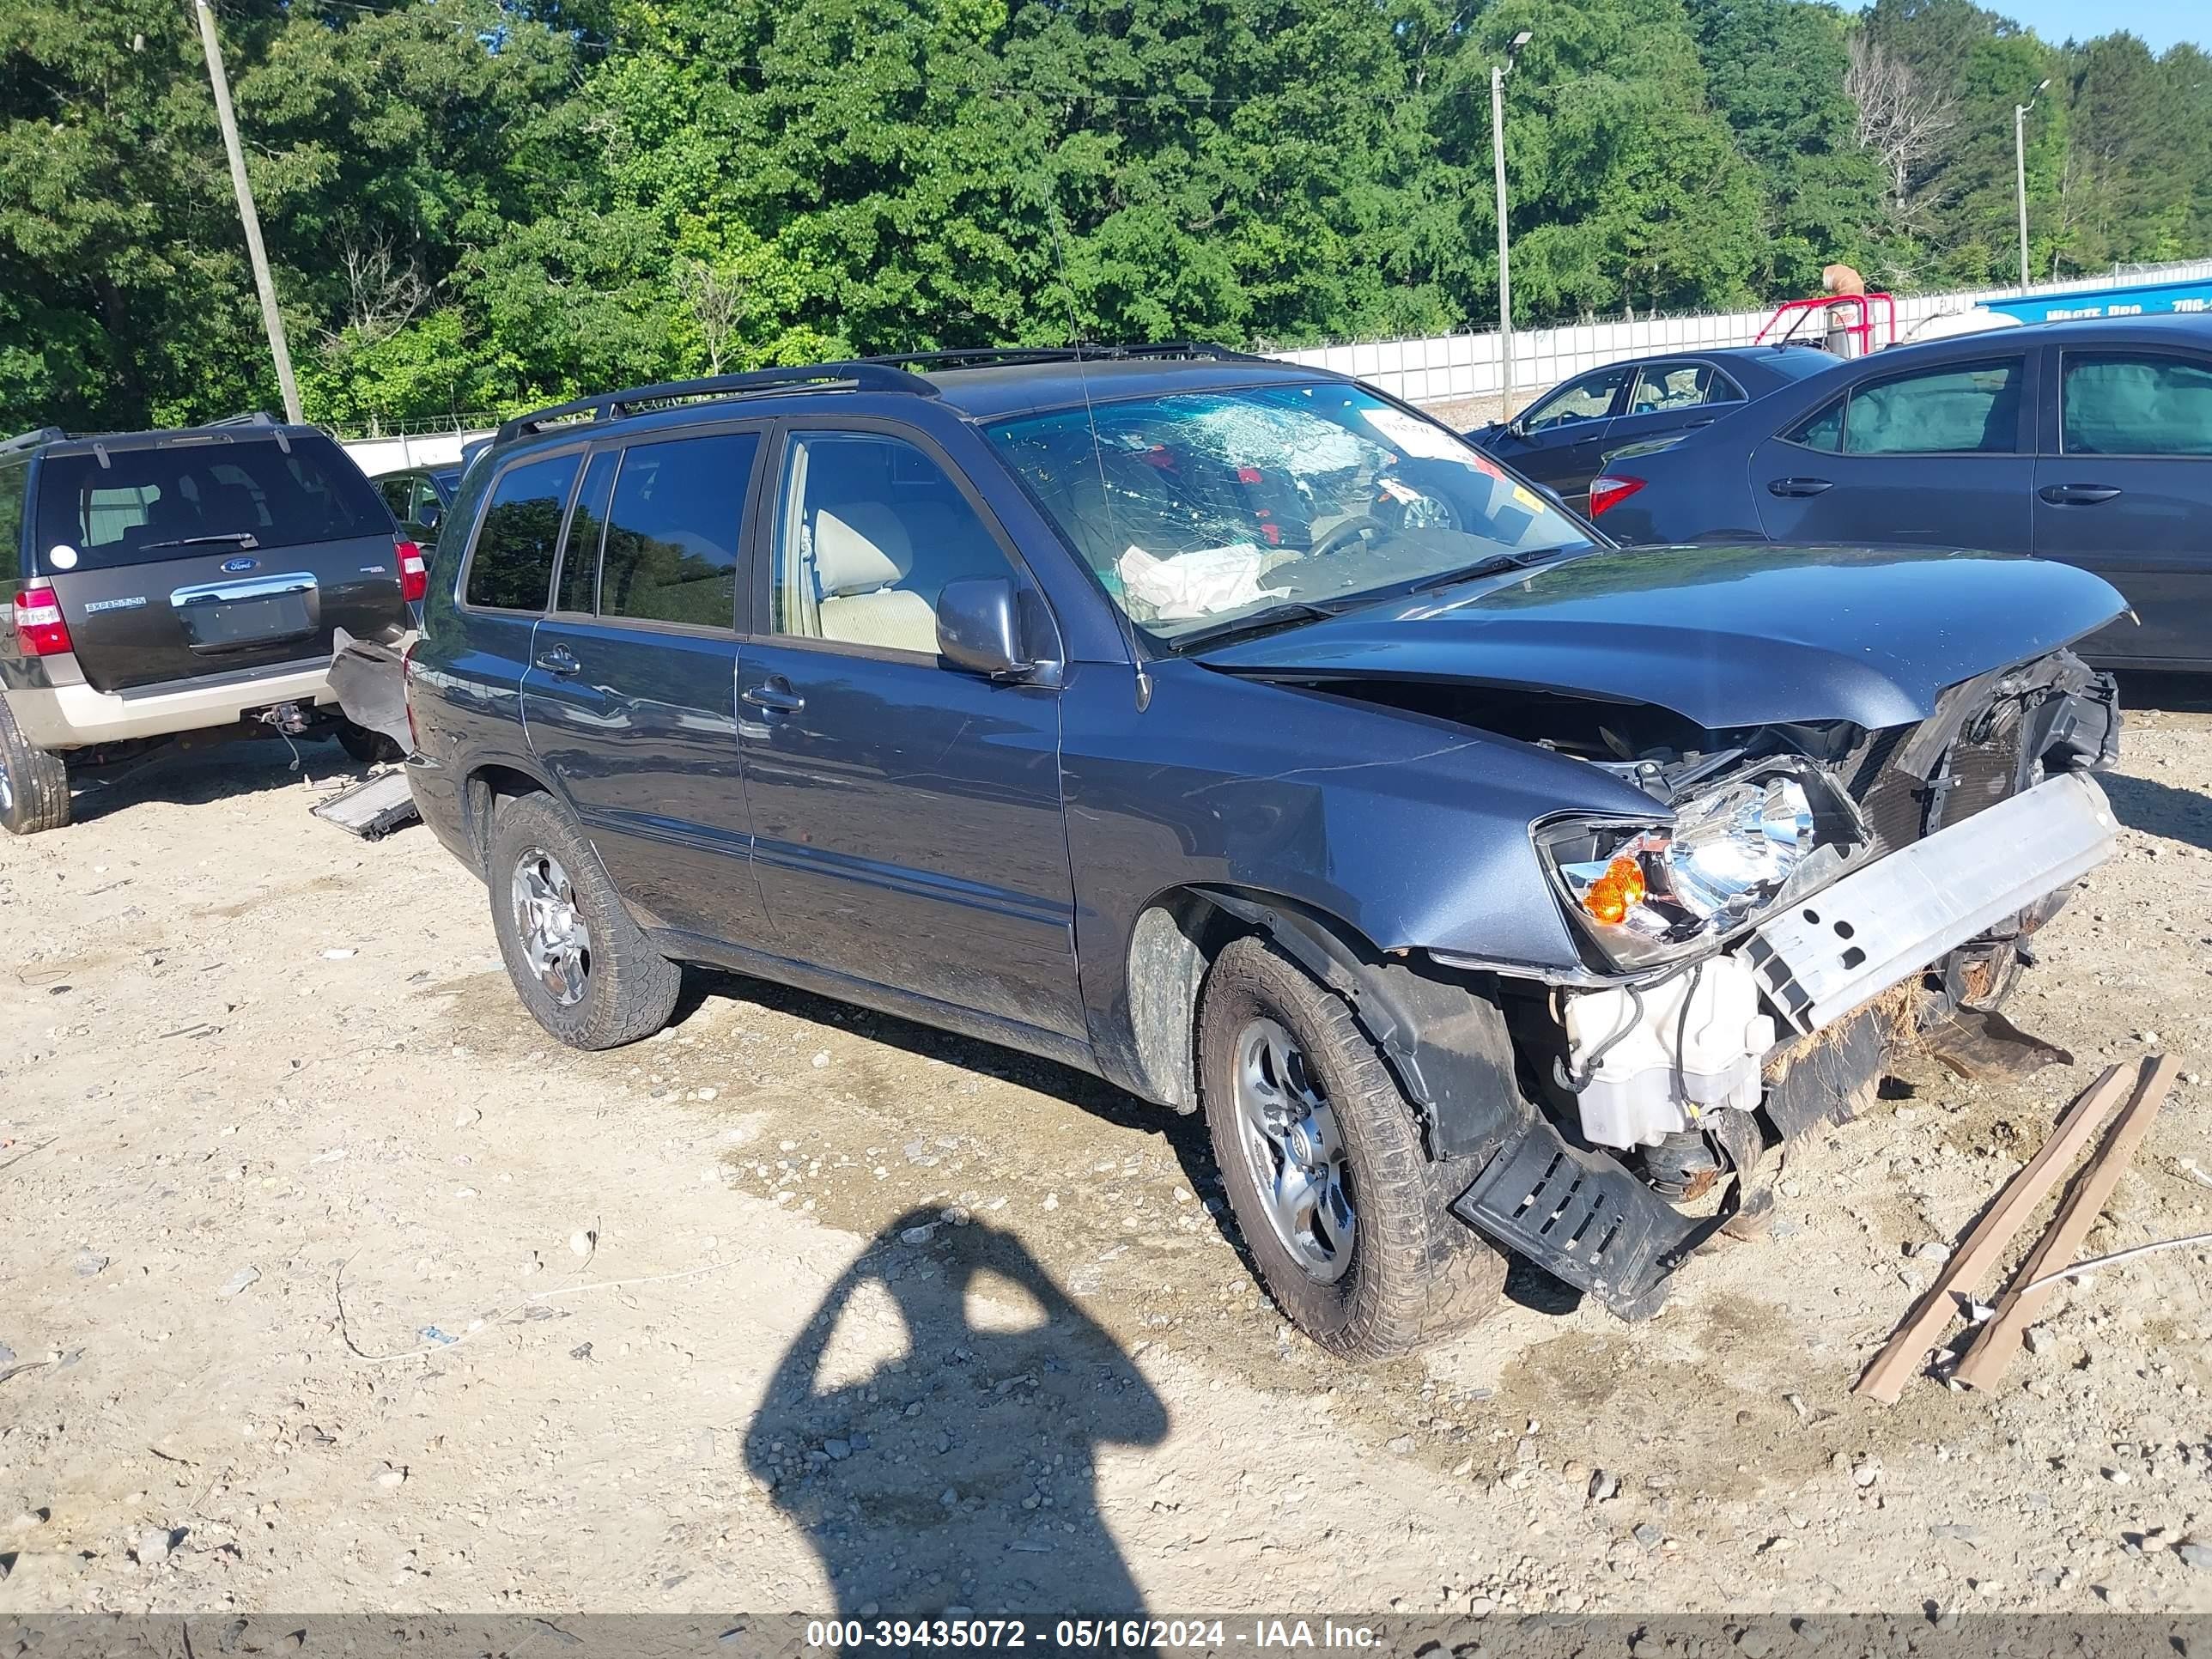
[1744,770,2118,1034]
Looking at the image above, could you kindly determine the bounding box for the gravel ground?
[4,678,2212,1618]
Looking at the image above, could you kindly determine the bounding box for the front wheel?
[0,691,70,835]
[487,792,681,1049]
[1197,936,1504,1359]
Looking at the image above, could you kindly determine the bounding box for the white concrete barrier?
[340,427,491,477]
[1269,258,2212,410]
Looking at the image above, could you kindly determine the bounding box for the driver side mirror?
[418,500,443,535]
[937,576,1039,680]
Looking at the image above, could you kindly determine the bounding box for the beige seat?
[811,505,939,653]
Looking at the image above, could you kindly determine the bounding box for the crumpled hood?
[1195,544,2129,731]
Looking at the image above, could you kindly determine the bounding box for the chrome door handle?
[1766,477,1833,498]
[534,647,580,677]
[2039,483,2123,506]
[740,679,805,715]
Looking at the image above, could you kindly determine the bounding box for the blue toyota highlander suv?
[404,345,2126,1357]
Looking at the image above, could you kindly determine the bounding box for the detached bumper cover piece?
[328,628,414,751]
[1745,770,2117,1034]
[1450,1121,1709,1320]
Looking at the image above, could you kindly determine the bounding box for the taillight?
[1587,474,1647,518]
[401,638,420,751]
[12,582,72,657]
[396,539,428,604]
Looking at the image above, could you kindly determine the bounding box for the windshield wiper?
[1405,543,1587,595]
[140,532,260,551]
[1169,599,1346,652]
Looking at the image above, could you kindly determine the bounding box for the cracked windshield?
[985,381,1597,647]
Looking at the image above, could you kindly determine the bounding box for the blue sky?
[1854,0,2204,52]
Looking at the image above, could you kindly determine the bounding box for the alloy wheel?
[511,848,592,1007]
[1231,1017,1357,1283]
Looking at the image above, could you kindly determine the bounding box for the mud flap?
[1449,1121,1713,1321]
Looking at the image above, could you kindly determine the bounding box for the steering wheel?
[1309,515,1394,559]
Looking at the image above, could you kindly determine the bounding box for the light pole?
[2014,76,2051,292]
[1492,30,1532,415]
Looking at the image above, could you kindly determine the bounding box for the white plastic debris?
[1117,544,1281,621]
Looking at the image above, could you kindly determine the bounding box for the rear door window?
[465,453,580,613]
[599,432,756,629]
[2061,353,2212,456]
[555,452,618,615]
[32,437,389,570]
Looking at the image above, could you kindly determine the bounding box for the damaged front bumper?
[1450,769,2119,1321]
[1744,770,2115,1031]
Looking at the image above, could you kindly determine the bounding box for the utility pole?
[193,0,303,423]
[1492,32,1532,417]
[2014,77,2050,293]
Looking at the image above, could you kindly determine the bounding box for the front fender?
[1061,659,1660,1093]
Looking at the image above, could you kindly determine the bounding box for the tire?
[486,791,681,1049]
[0,690,70,835]
[1197,935,1504,1359]
[334,720,404,766]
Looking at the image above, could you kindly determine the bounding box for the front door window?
[770,432,1017,655]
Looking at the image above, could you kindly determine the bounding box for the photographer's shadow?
[745,1209,1167,1618]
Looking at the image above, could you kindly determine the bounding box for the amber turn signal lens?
[1580,854,1647,925]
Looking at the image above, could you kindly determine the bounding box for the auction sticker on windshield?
[1358,405,1475,465]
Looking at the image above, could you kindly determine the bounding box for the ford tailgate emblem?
[221,556,259,573]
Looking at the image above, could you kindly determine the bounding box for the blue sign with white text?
[1984,276,2212,325]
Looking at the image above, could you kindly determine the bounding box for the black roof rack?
[204,410,283,428]
[495,362,939,446]
[0,425,64,456]
[863,342,1271,372]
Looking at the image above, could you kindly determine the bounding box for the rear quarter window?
[465,453,581,613]
[31,436,389,570]
[0,460,25,569]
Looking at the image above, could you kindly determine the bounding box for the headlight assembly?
[1540,771,1833,969]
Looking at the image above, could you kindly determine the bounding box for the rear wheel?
[0,692,70,835]
[487,792,681,1049]
[334,720,404,766]
[1197,936,1504,1359]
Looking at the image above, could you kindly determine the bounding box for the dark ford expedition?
[0,416,423,833]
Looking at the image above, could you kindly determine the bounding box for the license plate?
[169,570,319,652]
[179,591,315,648]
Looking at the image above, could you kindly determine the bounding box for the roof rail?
[203,411,283,428]
[0,425,64,456]
[495,362,939,447]
[1108,340,1273,364]
[863,342,1271,372]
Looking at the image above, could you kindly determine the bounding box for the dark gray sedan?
[1466,343,1842,510]
[1591,313,2212,670]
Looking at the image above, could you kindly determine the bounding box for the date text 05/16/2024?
[802,1620,1382,1650]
